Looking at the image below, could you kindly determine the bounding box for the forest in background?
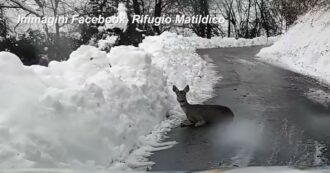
[0,0,324,65]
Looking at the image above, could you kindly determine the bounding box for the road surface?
[149,46,330,171]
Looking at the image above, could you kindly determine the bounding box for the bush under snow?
[98,36,118,51]
[257,6,330,85]
[97,3,129,32]
[0,32,218,170]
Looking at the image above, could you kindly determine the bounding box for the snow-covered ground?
[1,166,329,173]
[225,167,330,173]
[0,32,218,170]
[186,36,280,49]
[257,6,330,85]
[305,88,330,108]
[95,26,280,51]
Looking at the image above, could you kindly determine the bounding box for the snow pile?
[0,46,168,169]
[0,32,218,170]
[140,32,220,105]
[257,6,330,85]
[186,36,280,49]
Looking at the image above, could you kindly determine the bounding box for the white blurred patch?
[216,119,264,167]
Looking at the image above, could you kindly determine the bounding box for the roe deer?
[173,85,234,127]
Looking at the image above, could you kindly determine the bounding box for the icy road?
[150,46,330,171]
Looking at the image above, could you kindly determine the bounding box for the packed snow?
[0,32,218,170]
[185,36,280,49]
[140,32,220,104]
[257,6,330,85]
[305,88,330,108]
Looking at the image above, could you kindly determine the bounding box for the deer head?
[172,85,190,106]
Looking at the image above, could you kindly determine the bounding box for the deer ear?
[184,85,190,92]
[172,85,179,93]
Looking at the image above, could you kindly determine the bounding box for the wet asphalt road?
[150,46,330,171]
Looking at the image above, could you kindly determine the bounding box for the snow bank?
[0,46,168,169]
[305,88,330,108]
[0,32,218,170]
[140,32,220,105]
[257,6,330,85]
[186,36,280,49]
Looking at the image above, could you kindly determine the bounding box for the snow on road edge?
[257,6,330,86]
[185,36,280,49]
[124,32,221,170]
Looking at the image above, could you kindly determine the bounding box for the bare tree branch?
[8,0,43,17]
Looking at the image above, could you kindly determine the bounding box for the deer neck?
[179,100,190,107]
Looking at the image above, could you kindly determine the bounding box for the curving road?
[149,46,330,171]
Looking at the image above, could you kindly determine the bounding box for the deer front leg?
[180,119,193,127]
[193,113,206,127]
[195,119,206,127]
